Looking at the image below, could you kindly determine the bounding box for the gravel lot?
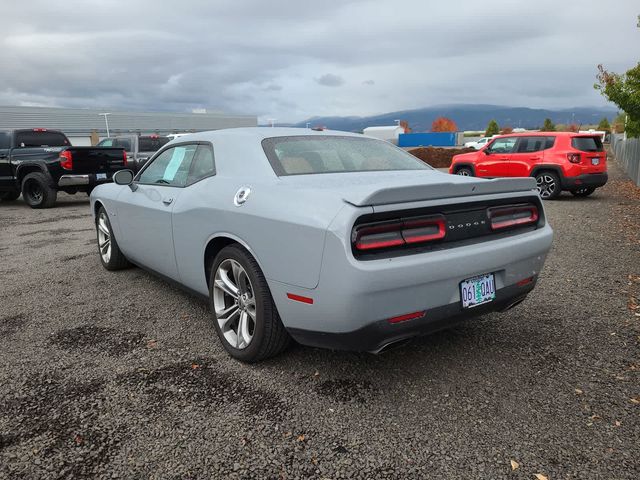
[1,162,638,479]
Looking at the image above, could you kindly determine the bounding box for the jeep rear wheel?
[456,167,473,176]
[534,171,561,200]
[21,172,57,208]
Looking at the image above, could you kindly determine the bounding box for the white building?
[363,126,405,144]
[0,106,257,146]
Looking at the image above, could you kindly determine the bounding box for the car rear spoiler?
[344,177,538,207]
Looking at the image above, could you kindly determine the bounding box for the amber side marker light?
[388,311,426,324]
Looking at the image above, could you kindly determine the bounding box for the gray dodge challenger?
[90,128,553,362]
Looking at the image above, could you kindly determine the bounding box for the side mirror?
[113,169,135,186]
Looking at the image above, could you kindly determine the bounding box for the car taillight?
[59,150,73,170]
[488,204,538,230]
[567,153,581,164]
[354,215,446,251]
[123,150,128,167]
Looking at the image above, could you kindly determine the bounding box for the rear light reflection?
[388,311,425,324]
[516,276,534,287]
[488,204,538,230]
[123,150,128,167]
[355,215,445,251]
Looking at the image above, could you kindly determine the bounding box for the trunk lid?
[278,170,536,207]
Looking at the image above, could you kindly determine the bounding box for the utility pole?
[99,113,111,137]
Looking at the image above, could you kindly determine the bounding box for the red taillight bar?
[488,204,538,230]
[59,150,73,170]
[123,150,128,167]
[354,215,446,251]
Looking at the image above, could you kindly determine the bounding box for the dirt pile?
[408,147,475,168]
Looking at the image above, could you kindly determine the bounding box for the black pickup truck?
[0,129,127,208]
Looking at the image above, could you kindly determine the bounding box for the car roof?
[173,127,364,143]
[495,131,592,138]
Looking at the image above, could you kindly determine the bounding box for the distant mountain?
[288,104,618,132]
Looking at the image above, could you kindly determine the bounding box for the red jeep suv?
[449,132,608,199]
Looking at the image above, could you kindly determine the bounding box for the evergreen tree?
[485,119,500,137]
[541,118,556,132]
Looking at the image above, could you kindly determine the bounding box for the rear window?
[262,136,431,176]
[572,136,603,152]
[138,136,170,152]
[114,138,132,151]
[14,130,70,148]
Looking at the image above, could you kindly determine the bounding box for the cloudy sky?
[1,0,638,123]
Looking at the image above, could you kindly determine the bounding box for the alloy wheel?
[213,259,256,350]
[536,175,556,199]
[457,170,470,176]
[27,181,43,203]
[97,212,112,263]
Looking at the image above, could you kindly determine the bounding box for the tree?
[500,125,513,135]
[541,118,556,132]
[597,117,611,132]
[485,119,500,137]
[613,112,626,134]
[431,117,458,132]
[595,61,640,137]
[399,120,412,133]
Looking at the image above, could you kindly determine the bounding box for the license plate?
[460,273,496,308]
[591,158,600,165]
[96,173,107,180]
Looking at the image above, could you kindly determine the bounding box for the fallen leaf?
[535,474,549,480]
[297,434,305,442]
[615,421,621,427]
[630,397,640,404]
[191,363,200,370]
[313,371,320,377]
[510,459,519,471]
[146,340,157,349]
[73,434,83,445]
[575,388,583,395]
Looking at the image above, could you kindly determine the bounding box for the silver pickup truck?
[97,134,170,172]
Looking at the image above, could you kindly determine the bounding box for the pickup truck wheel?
[0,191,20,202]
[570,186,595,197]
[534,171,561,200]
[96,206,131,270]
[21,172,57,208]
[209,245,291,363]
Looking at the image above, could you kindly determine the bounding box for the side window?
[0,132,10,149]
[544,136,556,149]
[516,136,545,153]
[114,138,132,151]
[98,139,113,147]
[187,144,216,184]
[138,144,198,187]
[488,137,517,154]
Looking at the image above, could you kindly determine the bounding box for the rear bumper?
[58,174,113,188]
[287,281,535,352]
[561,172,608,190]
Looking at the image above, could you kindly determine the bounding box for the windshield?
[262,135,431,176]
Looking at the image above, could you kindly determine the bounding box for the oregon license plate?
[591,158,600,165]
[96,173,107,180]
[460,273,496,308]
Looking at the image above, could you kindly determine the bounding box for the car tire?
[570,186,595,197]
[209,244,290,363]
[96,206,131,270]
[0,191,20,202]
[21,172,57,208]
[456,167,473,176]
[534,171,561,200]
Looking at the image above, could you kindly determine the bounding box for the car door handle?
[162,197,173,205]
[529,156,541,160]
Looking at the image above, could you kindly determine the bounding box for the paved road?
[1,163,638,479]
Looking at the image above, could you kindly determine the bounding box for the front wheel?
[534,171,561,200]
[570,186,595,197]
[96,206,131,270]
[456,167,473,176]
[210,245,290,363]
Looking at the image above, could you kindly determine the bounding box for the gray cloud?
[0,0,637,123]
[316,73,345,87]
